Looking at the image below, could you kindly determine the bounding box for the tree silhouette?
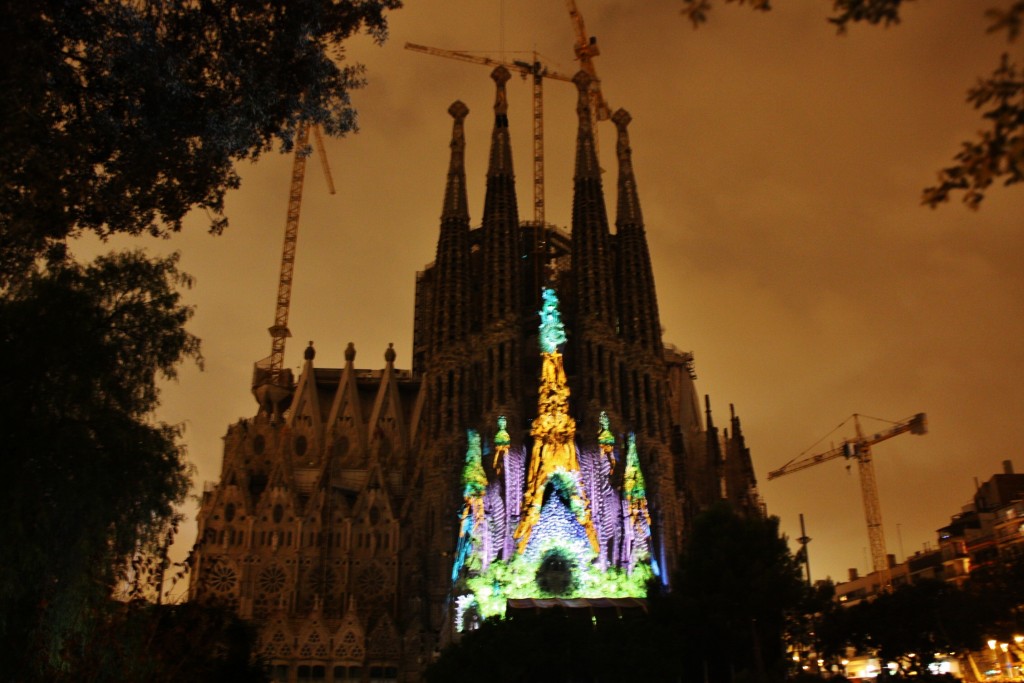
[668,503,807,683]
[0,251,201,677]
[0,0,401,280]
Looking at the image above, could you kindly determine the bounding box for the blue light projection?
[538,287,567,354]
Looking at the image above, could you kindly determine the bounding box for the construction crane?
[252,123,335,415]
[405,42,574,226]
[767,412,927,578]
[565,0,611,125]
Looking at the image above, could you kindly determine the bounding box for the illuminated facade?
[450,288,653,628]
[190,67,761,681]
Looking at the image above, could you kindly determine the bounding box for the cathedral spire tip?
[448,100,469,121]
[572,70,593,96]
[492,66,511,117]
[572,71,600,180]
[442,100,470,219]
[612,108,632,129]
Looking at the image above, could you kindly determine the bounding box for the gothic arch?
[259,618,295,659]
[366,611,401,662]
[297,619,330,660]
[332,603,366,664]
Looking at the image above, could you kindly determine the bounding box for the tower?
[190,70,761,682]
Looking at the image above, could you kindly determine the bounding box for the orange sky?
[79,0,1024,592]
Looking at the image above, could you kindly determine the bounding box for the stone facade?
[190,68,761,682]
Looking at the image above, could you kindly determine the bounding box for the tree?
[817,579,1001,676]
[55,600,268,683]
[678,0,1024,210]
[425,608,680,683]
[0,2,402,674]
[0,0,401,280]
[0,251,202,678]
[668,503,808,683]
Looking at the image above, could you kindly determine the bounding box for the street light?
[989,640,1002,681]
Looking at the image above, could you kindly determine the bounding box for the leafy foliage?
[426,608,678,683]
[0,250,201,676]
[0,0,401,279]
[679,0,1024,209]
[680,0,772,27]
[669,503,808,683]
[818,579,1003,675]
[827,0,909,32]
[816,551,1024,675]
[923,51,1024,209]
[680,0,909,31]
[54,600,267,683]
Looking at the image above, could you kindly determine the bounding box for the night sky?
[78,0,1024,593]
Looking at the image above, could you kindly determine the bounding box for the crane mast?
[767,412,927,577]
[253,123,335,416]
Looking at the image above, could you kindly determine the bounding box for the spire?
[571,70,616,325]
[429,102,472,356]
[613,109,642,226]
[705,394,723,502]
[481,66,522,327]
[726,403,760,514]
[442,101,470,221]
[613,108,663,356]
[488,66,512,174]
[573,71,601,181]
[704,395,718,450]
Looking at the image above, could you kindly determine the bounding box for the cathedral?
[189,67,762,682]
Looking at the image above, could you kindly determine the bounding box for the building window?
[369,666,399,683]
[335,666,363,680]
[297,664,326,681]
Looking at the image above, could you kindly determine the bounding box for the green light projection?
[451,288,654,629]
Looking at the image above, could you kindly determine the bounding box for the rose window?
[356,565,385,597]
[258,566,287,594]
[306,566,337,595]
[207,562,238,594]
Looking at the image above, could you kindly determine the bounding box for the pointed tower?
[612,108,670,441]
[421,101,474,444]
[570,71,621,435]
[326,342,369,470]
[725,404,762,515]
[430,101,472,357]
[704,394,724,506]
[480,66,524,432]
[613,109,663,358]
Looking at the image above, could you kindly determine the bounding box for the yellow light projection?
[513,289,599,554]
